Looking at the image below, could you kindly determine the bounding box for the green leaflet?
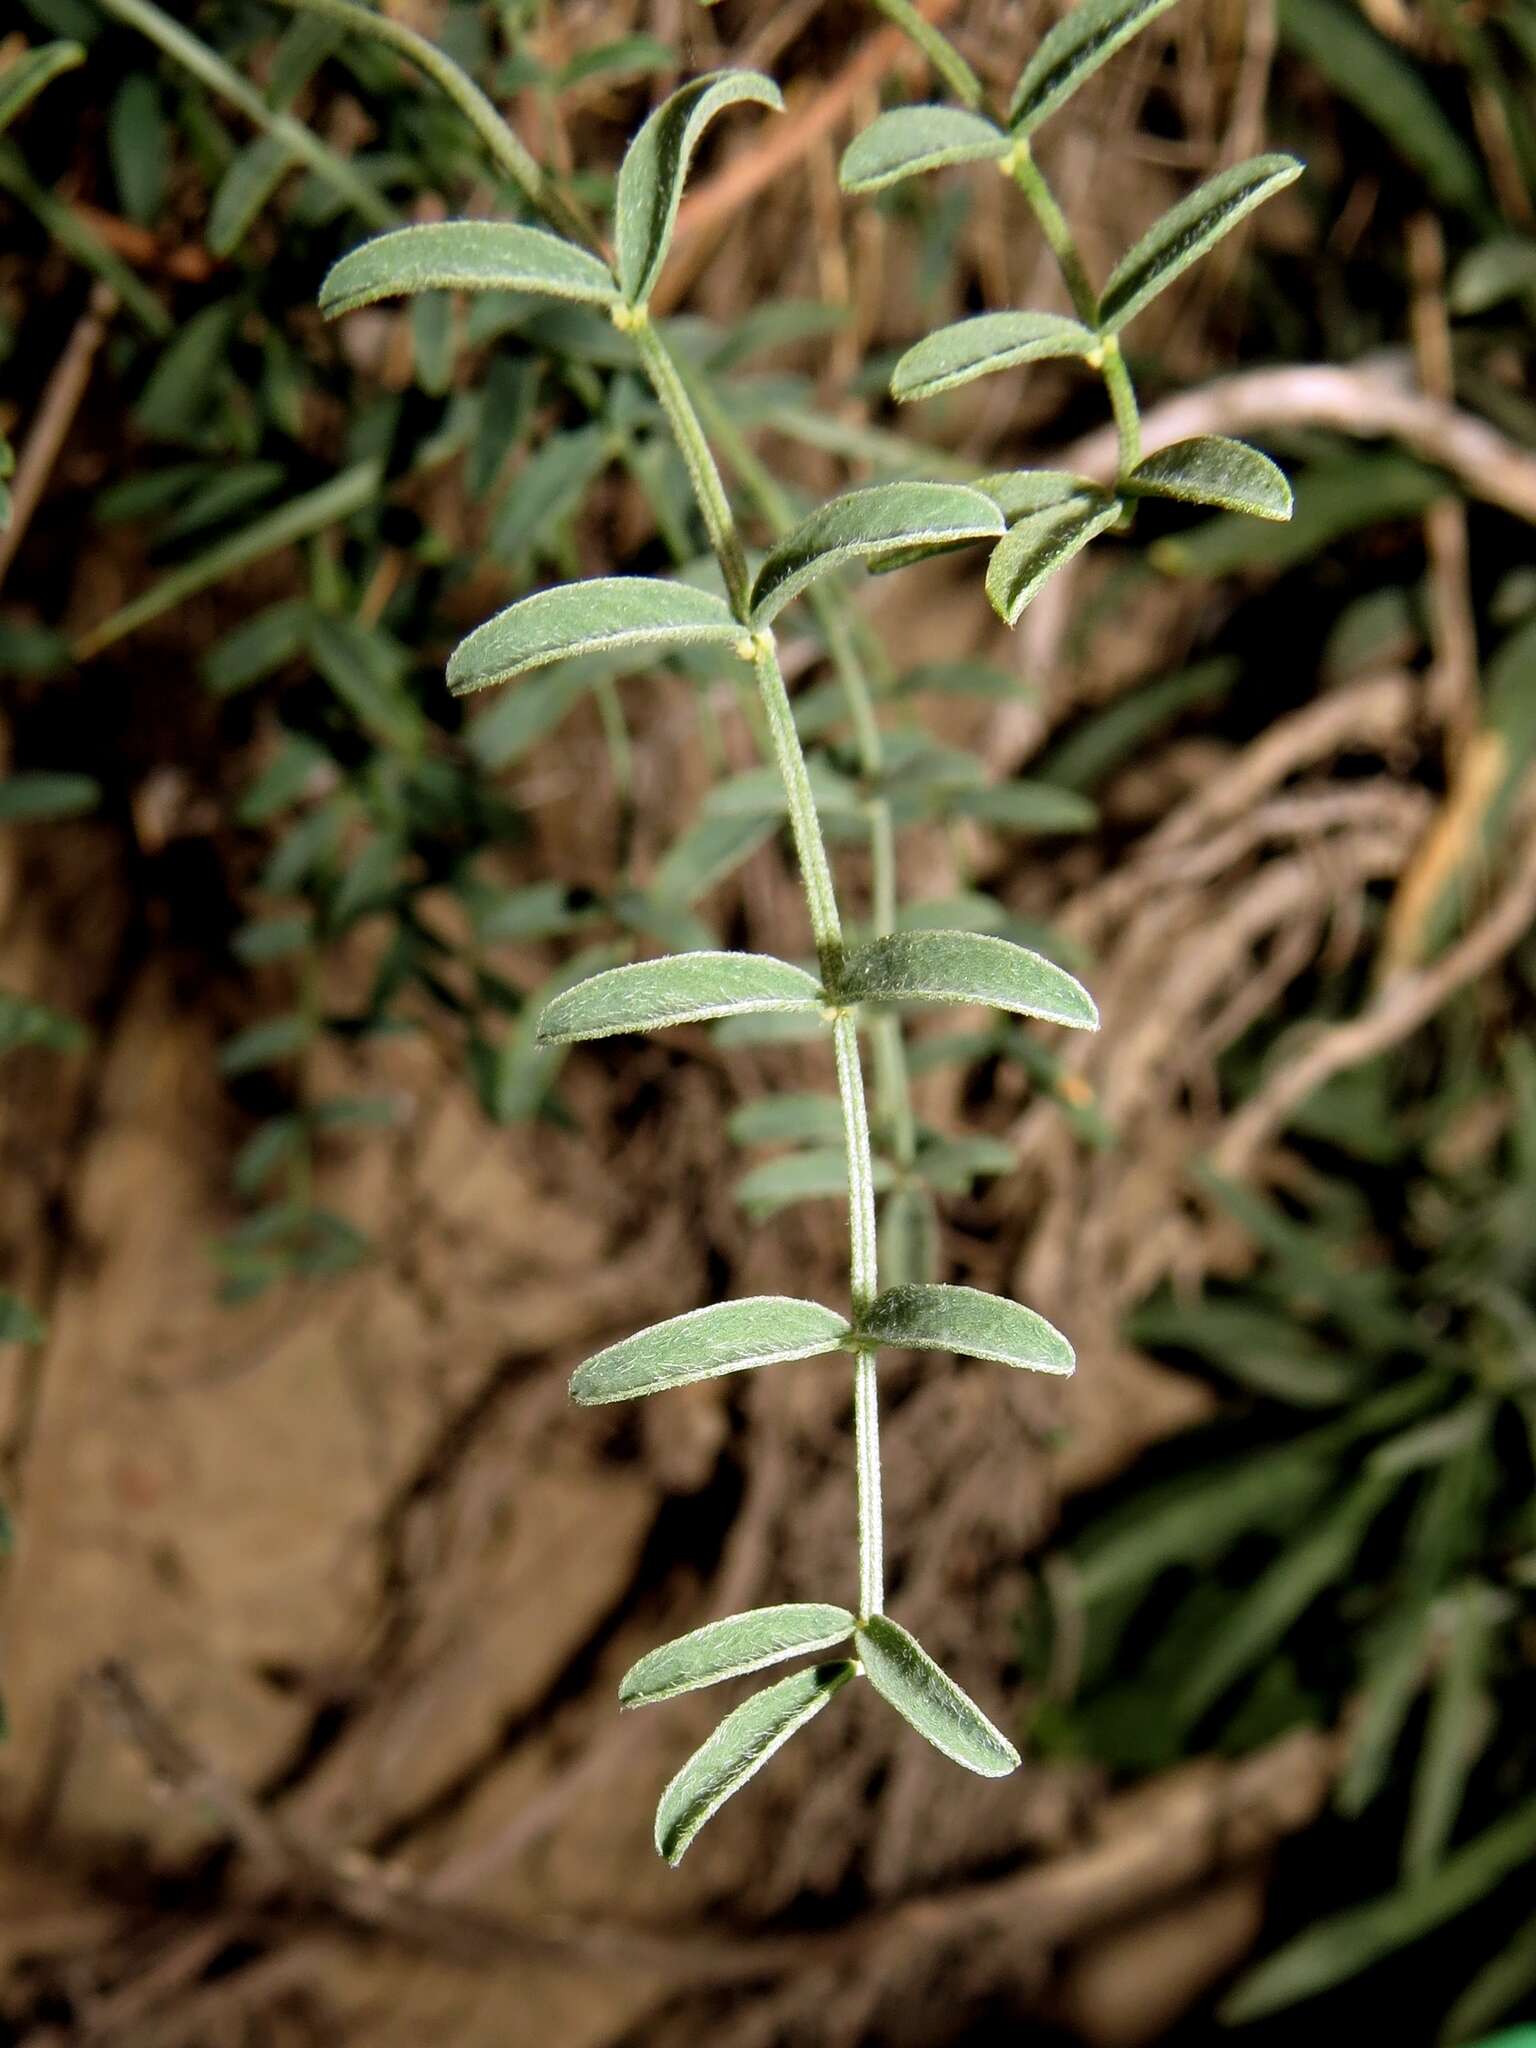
[838,105,1009,194]
[735,1147,898,1221]
[1175,1474,1394,1721]
[867,0,983,109]
[208,135,297,256]
[0,773,101,823]
[0,1294,45,1345]
[620,1603,855,1705]
[891,312,1098,403]
[1451,236,1536,315]
[975,470,1104,522]
[0,991,87,1057]
[728,1093,846,1147]
[538,950,824,1042]
[1222,1797,1536,2023]
[879,1185,940,1290]
[857,1615,1020,1776]
[985,492,1123,625]
[0,41,84,136]
[860,1282,1074,1375]
[614,70,783,306]
[1278,0,1487,218]
[446,578,742,696]
[748,482,1004,627]
[654,1661,855,1864]
[1097,153,1303,332]
[1126,435,1293,521]
[572,1295,851,1405]
[1009,0,1183,133]
[833,929,1099,1031]
[319,221,618,318]
[947,781,1097,835]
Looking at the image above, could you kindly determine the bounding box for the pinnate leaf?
[319,222,618,318]
[857,1615,1019,1776]
[838,105,1008,193]
[655,1661,855,1864]
[748,483,1003,627]
[860,1281,1074,1375]
[891,312,1098,403]
[447,578,741,696]
[833,930,1099,1030]
[986,492,1122,624]
[539,950,823,1043]
[1098,154,1302,332]
[572,1296,850,1405]
[615,71,783,305]
[620,1603,855,1705]
[1126,435,1292,520]
[1009,0,1182,133]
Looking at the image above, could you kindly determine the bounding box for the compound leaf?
[654,1661,855,1864]
[838,104,1008,193]
[620,1603,855,1705]
[615,70,783,305]
[319,221,618,318]
[985,492,1122,624]
[572,1296,851,1405]
[860,1281,1074,1375]
[1127,435,1293,520]
[833,930,1098,1030]
[748,482,1003,626]
[1010,0,1183,133]
[1098,153,1302,332]
[891,312,1098,403]
[857,1614,1020,1776]
[447,578,741,696]
[540,950,823,1042]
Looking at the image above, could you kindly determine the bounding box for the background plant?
[1,0,1534,2039]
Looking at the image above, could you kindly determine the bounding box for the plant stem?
[684,371,917,1166]
[270,0,596,246]
[751,639,843,972]
[627,331,887,1619]
[1007,143,1144,478]
[632,321,752,619]
[835,1010,883,1621]
[853,1353,884,1620]
[1006,142,1097,324]
[1099,334,1143,475]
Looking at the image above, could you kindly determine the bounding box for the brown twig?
[649,0,964,314]
[1061,358,1536,526]
[1213,813,1536,1174]
[68,202,216,283]
[0,281,117,589]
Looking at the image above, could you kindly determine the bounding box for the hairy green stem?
[1005,142,1097,323]
[751,640,844,971]
[632,320,752,619]
[99,0,395,230]
[1007,143,1144,478]
[1099,334,1143,475]
[853,1351,884,1619]
[631,336,886,1616]
[684,371,917,1166]
[270,0,596,245]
